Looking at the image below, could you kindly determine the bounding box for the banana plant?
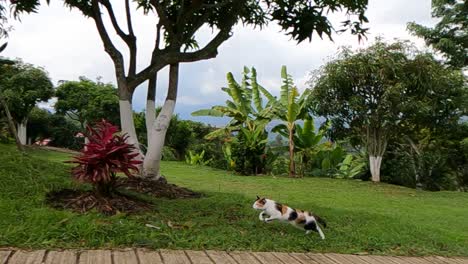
[192,67,274,175]
[192,67,273,139]
[294,118,325,177]
[268,66,312,177]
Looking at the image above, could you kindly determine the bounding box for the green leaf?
[191,109,224,117]
[251,68,263,112]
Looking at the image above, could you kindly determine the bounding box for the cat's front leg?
[259,211,266,221]
[263,216,278,223]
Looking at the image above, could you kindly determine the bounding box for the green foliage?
[193,67,272,139]
[270,66,311,132]
[161,146,177,161]
[312,40,466,143]
[185,150,211,166]
[0,59,53,122]
[267,66,312,177]
[383,123,468,191]
[230,123,269,175]
[193,67,272,175]
[337,152,368,179]
[25,107,83,150]
[309,143,347,177]
[311,39,467,182]
[55,77,119,129]
[293,118,325,176]
[407,0,467,68]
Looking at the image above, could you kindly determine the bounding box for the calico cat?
[252,196,326,239]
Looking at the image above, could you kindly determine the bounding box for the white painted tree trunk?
[369,155,383,182]
[145,99,155,143]
[143,99,175,179]
[17,119,27,145]
[119,100,143,160]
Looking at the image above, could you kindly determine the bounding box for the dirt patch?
[46,189,152,215]
[116,177,202,199]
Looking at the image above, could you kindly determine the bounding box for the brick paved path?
[0,249,466,264]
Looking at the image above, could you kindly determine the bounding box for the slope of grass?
[0,143,467,256]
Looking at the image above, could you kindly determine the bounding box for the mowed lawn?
[0,144,467,256]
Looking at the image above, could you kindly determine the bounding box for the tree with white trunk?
[10,0,369,180]
[0,59,54,146]
[310,39,466,182]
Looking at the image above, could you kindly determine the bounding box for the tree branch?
[150,0,174,36]
[91,0,127,86]
[100,0,128,40]
[124,0,137,77]
[125,0,135,37]
[129,29,231,88]
[100,0,137,79]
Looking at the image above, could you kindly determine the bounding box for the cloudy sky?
[2,0,436,125]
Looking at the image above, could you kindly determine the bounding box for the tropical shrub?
[293,118,326,177]
[230,124,269,175]
[161,146,177,161]
[269,155,289,176]
[337,152,368,179]
[308,142,346,177]
[187,140,226,169]
[68,120,142,197]
[185,150,212,166]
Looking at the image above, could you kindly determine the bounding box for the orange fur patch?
[255,198,266,207]
[295,213,306,224]
[281,205,289,215]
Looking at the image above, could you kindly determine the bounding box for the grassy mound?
[0,144,467,256]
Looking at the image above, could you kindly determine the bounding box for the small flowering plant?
[68,120,142,197]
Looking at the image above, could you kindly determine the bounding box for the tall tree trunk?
[143,63,179,180]
[288,124,295,178]
[118,84,143,160]
[366,127,387,183]
[369,155,382,182]
[17,118,28,145]
[146,74,157,145]
[0,93,23,151]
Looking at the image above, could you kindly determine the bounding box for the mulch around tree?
[46,178,201,215]
[115,177,203,199]
[46,189,152,215]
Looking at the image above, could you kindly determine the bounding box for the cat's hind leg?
[304,221,325,239]
[316,225,325,240]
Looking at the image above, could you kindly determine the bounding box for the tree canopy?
[408,0,468,68]
[55,77,119,129]
[309,39,466,182]
[0,59,54,123]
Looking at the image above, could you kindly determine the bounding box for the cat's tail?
[313,214,327,228]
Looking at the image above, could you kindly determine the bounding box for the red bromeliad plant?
[69,120,142,197]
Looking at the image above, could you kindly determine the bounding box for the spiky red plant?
[69,120,142,196]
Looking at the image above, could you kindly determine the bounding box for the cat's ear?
[256,195,260,200]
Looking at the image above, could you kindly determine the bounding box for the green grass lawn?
[0,144,467,256]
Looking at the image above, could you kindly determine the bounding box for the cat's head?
[252,195,267,210]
